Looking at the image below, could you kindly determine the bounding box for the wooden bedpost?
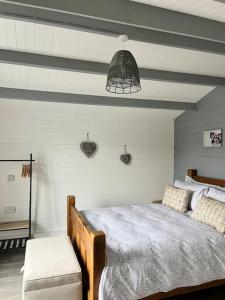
[67,195,106,300]
[91,232,106,300]
[187,169,197,178]
[67,195,75,238]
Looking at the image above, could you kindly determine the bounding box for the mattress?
[81,204,225,300]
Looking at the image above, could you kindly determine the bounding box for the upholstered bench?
[23,236,82,300]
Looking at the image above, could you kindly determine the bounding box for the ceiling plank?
[0,49,223,86]
[0,1,225,55]
[0,87,196,111]
[3,0,225,43]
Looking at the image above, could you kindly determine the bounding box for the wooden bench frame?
[67,169,225,300]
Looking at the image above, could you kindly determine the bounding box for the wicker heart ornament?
[80,133,97,158]
[120,145,131,165]
[120,153,131,165]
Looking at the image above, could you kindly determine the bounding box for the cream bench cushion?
[23,236,82,300]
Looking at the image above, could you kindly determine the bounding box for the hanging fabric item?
[22,164,25,178]
[21,164,31,178]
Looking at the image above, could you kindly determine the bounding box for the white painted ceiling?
[0,18,225,77]
[0,63,214,103]
[131,0,225,23]
[0,16,222,107]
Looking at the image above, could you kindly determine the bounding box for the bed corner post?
[67,195,75,238]
[187,169,197,178]
[90,231,106,300]
[66,195,105,300]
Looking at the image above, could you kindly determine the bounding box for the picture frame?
[203,129,222,148]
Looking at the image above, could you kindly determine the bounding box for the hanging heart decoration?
[120,145,131,165]
[80,133,97,158]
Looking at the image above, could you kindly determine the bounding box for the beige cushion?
[192,196,225,233]
[162,185,191,213]
[23,236,81,293]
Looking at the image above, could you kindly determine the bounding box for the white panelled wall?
[0,99,180,237]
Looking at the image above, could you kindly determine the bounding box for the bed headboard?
[187,169,225,188]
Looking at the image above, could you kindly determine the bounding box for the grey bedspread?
[81,204,225,300]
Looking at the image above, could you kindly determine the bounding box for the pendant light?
[106,34,141,94]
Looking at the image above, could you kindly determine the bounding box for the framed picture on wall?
[203,129,222,147]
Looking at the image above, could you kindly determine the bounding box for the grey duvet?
[81,204,225,300]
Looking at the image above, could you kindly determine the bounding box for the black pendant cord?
[124,145,127,154]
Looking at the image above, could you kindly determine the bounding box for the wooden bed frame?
[67,169,225,300]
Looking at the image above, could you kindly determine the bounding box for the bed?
[67,169,225,300]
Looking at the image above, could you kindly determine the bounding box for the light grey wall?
[175,87,225,180]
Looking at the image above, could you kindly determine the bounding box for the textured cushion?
[162,185,191,213]
[174,179,208,210]
[192,196,225,234]
[206,187,225,203]
[23,236,81,293]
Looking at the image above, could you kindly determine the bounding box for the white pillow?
[174,179,208,210]
[206,187,225,203]
[191,189,207,210]
[175,179,205,191]
[185,175,225,191]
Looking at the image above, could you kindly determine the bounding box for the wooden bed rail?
[187,169,225,187]
[67,196,105,300]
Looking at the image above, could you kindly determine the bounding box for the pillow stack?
[174,179,208,210]
[164,176,225,234]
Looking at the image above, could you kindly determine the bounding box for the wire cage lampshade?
[106,49,141,94]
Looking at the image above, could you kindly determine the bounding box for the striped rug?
[0,237,28,251]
